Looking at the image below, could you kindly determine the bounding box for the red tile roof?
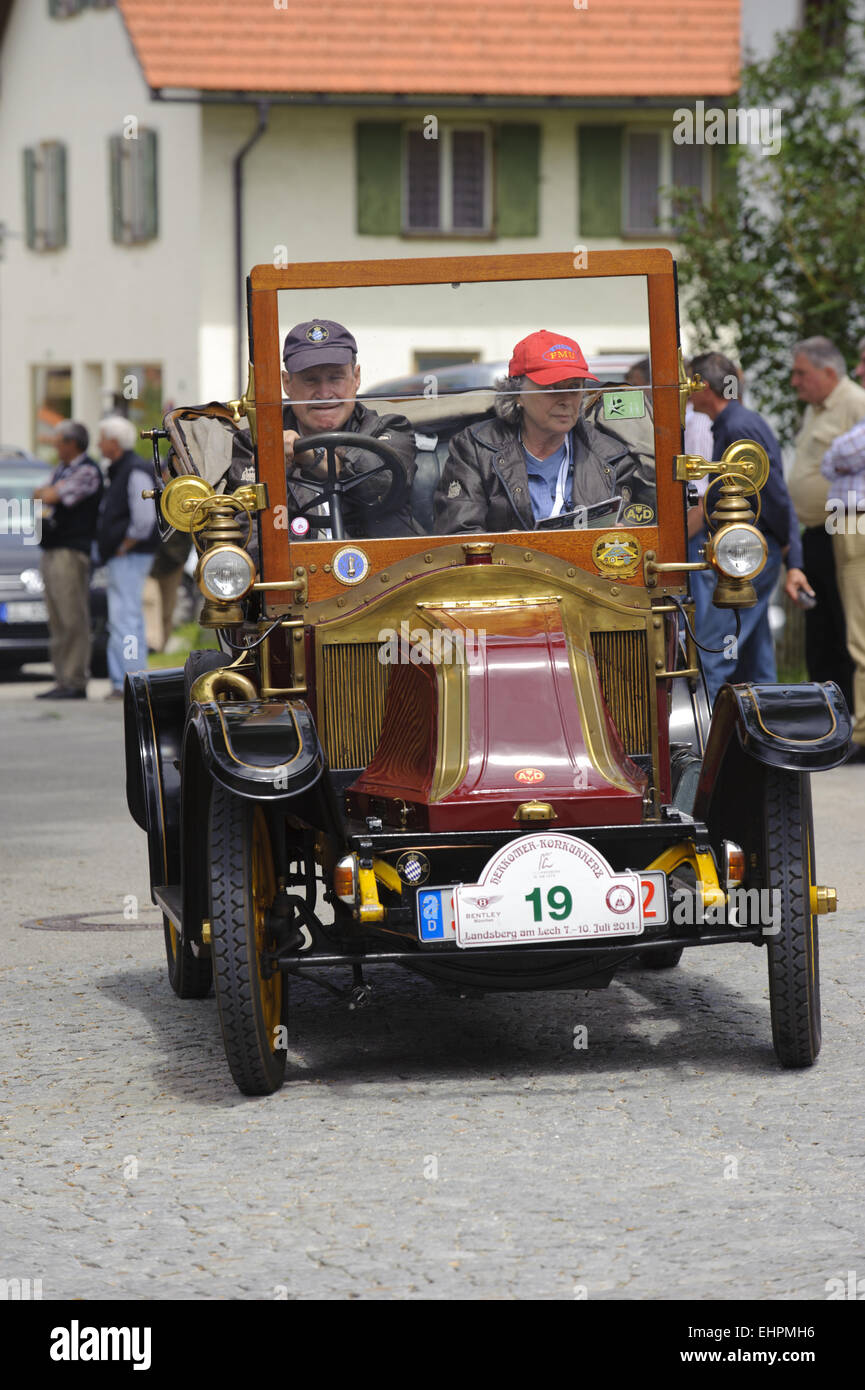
[117,0,740,99]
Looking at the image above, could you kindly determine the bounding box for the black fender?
[694,680,850,839]
[124,668,185,894]
[184,698,325,800]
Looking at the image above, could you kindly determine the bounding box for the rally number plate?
[415,837,669,949]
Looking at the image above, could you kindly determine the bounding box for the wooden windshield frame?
[247,249,684,608]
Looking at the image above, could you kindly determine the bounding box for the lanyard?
[522,434,572,518]
[550,434,572,517]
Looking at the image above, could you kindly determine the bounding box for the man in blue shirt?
[688,352,813,703]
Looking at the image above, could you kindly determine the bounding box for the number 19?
[525,885,573,921]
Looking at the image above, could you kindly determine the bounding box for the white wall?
[741,0,801,60]
[0,0,202,448]
[202,103,674,396]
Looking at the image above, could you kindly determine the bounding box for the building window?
[623,128,710,235]
[115,364,164,460]
[23,142,67,252]
[32,366,72,455]
[403,126,492,235]
[109,129,158,245]
[48,0,114,14]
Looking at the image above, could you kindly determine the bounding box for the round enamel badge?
[332,546,370,586]
[396,851,430,886]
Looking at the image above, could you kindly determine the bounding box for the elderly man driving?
[231,319,417,537]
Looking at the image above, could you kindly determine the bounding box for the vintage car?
[124,249,850,1095]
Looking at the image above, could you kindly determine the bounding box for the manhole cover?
[22,909,163,932]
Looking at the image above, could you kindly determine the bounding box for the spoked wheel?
[763,767,821,1068]
[163,913,213,998]
[208,784,287,1095]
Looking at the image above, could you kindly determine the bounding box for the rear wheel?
[163,913,212,998]
[763,767,820,1068]
[209,784,286,1095]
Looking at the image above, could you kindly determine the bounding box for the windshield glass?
[268,275,657,542]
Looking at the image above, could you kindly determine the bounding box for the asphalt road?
[1,665,863,1301]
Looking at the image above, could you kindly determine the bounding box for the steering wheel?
[289,432,409,541]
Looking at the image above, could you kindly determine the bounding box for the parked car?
[0,450,108,677]
[125,250,848,1095]
[364,352,646,401]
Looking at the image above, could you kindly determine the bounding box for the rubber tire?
[184,649,226,705]
[208,784,287,1095]
[638,945,684,969]
[163,912,213,999]
[764,767,821,1068]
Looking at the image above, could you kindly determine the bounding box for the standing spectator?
[33,421,103,700]
[787,337,865,707]
[688,352,812,704]
[624,356,651,388]
[95,417,157,699]
[821,415,865,759]
[142,528,191,653]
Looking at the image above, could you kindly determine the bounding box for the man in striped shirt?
[820,356,865,759]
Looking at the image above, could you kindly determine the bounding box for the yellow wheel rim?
[251,807,281,1047]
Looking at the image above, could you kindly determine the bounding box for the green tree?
[673,0,865,441]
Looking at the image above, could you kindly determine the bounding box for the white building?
[0,0,778,452]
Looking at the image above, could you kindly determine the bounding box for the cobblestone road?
[1,671,863,1300]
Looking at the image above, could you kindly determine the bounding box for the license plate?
[417,887,457,942]
[4,600,47,622]
[638,871,669,926]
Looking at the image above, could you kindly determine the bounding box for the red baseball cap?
[509,330,598,385]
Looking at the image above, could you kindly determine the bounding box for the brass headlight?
[709,523,767,580]
[197,545,255,603]
[705,523,767,609]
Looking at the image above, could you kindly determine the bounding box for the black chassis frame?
[125,657,851,989]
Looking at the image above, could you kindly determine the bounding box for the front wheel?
[209,785,287,1094]
[763,767,821,1068]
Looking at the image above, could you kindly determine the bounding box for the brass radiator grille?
[591,629,651,755]
[319,643,391,769]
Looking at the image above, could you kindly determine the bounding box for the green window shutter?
[356,123,402,235]
[23,148,37,249]
[578,125,622,236]
[495,124,540,236]
[55,142,68,249]
[141,128,158,240]
[715,146,737,204]
[109,134,123,243]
